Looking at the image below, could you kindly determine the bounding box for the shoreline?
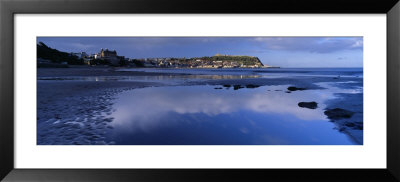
[37,66,190,77]
[323,93,363,144]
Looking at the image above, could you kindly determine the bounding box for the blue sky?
[37,37,363,68]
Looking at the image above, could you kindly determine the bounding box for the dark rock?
[324,108,355,120]
[233,85,244,90]
[350,121,363,130]
[287,86,307,91]
[298,102,318,109]
[223,84,231,88]
[344,122,355,127]
[245,84,260,88]
[285,91,291,93]
[354,125,363,130]
[214,87,223,89]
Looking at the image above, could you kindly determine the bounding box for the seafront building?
[80,49,125,66]
[99,49,120,65]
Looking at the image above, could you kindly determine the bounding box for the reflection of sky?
[37,74,261,82]
[37,68,363,84]
[108,83,361,145]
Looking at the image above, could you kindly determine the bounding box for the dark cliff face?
[255,57,264,66]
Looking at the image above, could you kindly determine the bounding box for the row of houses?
[72,49,128,66]
[129,57,264,68]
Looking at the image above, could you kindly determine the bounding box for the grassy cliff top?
[193,55,264,66]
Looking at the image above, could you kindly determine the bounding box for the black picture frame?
[1,0,399,181]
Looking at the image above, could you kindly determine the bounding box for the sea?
[103,67,363,145]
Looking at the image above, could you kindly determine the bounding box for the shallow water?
[37,68,363,145]
[37,74,261,82]
[107,83,361,145]
[118,68,363,78]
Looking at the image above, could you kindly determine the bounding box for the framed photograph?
[1,0,399,181]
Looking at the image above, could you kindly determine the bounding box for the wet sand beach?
[37,67,363,145]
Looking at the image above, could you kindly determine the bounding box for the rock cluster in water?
[287,86,307,91]
[245,84,260,88]
[324,108,354,120]
[298,102,318,109]
[220,84,261,90]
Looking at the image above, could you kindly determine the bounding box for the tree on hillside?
[37,42,84,65]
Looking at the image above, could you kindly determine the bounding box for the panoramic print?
[37,37,363,145]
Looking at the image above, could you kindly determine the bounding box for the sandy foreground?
[37,67,363,145]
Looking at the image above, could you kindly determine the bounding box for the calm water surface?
[118,68,363,78]
[107,82,361,145]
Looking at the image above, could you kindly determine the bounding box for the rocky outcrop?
[324,108,354,120]
[287,86,307,91]
[298,102,318,109]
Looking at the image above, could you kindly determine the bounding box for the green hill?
[193,55,264,67]
[37,42,83,65]
[212,55,263,66]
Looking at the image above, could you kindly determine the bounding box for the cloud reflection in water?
[110,83,360,132]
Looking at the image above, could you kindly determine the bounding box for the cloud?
[253,37,363,53]
[110,85,338,132]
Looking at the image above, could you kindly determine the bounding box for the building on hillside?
[72,52,88,59]
[92,53,101,59]
[100,48,119,65]
[100,49,117,58]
